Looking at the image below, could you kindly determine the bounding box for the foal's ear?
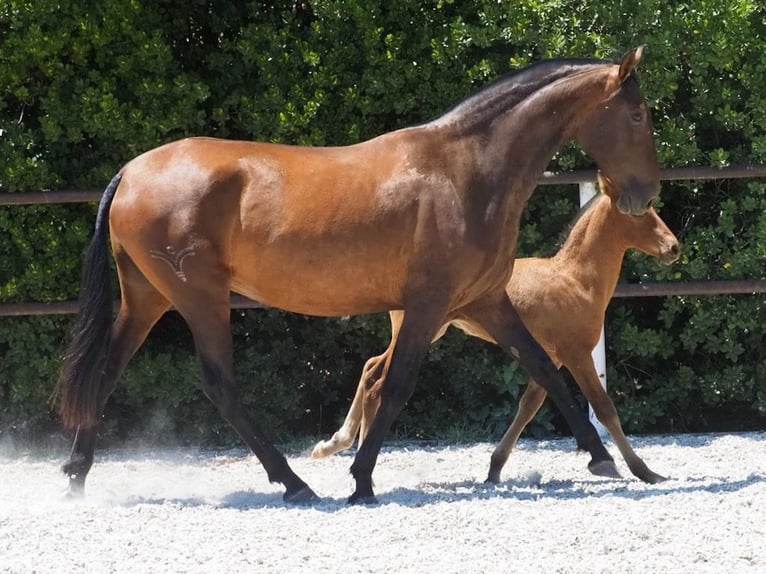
[618,46,644,83]
[597,173,619,200]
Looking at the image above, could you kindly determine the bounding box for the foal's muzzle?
[660,242,682,265]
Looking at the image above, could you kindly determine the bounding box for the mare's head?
[576,47,661,216]
[598,174,680,265]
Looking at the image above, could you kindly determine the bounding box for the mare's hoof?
[641,470,668,484]
[63,479,85,500]
[62,485,84,501]
[588,459,622,479]
[484,470,501,484]
[347,493,379,506]
[283,485,320,505]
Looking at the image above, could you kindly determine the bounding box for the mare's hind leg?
[486,379,547,483]
[63,257,169,496]
[177,295,317,503]
[564,356,666,484]
[460,295,619,479]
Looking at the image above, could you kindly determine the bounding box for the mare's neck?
[487,66,614,193]
[432,63,618,234]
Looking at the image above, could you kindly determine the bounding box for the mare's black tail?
[55,173,122,429]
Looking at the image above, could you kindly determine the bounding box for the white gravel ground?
[1,432,764,574]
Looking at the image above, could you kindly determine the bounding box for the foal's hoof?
[283,485,320,505]
[588,459,622,479]
[310,443,328,460]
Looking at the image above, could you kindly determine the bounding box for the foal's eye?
[630,111,643,124]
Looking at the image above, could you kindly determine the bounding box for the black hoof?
[63,485,84,500]
[484,471,501,484]
[283,485,320,505]
[347,492,379,505]
[588,459,622,479]
[63,476,85,499]
[641,471,668,484]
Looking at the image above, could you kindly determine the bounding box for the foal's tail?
[55,173,122,429]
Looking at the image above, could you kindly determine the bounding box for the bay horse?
[56,47,660,504]
[311,175,680,484]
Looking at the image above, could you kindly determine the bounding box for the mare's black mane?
[435,58,608,126]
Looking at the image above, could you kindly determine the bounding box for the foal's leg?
[564,356,666,484]
[358,310,406,446]
[310,353,385,459]
[311,310,403,458]
[359,356,385,446]
[486,379,547,483]
[63,261,169,496]
[461,295,619,478]
[348,305,445,504]
[178,297,317,503]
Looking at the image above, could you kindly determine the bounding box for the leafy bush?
[1,0,764,447]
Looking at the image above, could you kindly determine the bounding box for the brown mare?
[312,175,680,484]
[56,48,660,504]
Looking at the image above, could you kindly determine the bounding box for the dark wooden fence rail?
[2,164,765,316]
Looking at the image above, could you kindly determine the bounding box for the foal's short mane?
[434,58,608,128]
[549,192,602,255]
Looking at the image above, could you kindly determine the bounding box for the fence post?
[579,181,609,438]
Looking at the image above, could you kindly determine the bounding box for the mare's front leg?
[462,294,619,479]
[348,305,445,504]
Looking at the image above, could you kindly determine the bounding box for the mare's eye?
[630,111,643,124]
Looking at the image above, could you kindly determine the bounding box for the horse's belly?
[230,247,405,317]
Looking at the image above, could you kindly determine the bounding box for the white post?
[579,181,609,438]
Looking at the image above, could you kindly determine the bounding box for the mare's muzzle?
[616,177,660,216]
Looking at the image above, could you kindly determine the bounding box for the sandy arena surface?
[1,432,764,573]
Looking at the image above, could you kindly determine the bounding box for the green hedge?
[1,0,764,446]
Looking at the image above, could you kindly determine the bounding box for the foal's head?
[576,47,661,216]
[599,174,680,265]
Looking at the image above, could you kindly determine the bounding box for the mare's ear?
[618,46,644,83]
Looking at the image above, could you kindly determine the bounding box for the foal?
[312,176,680,484]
